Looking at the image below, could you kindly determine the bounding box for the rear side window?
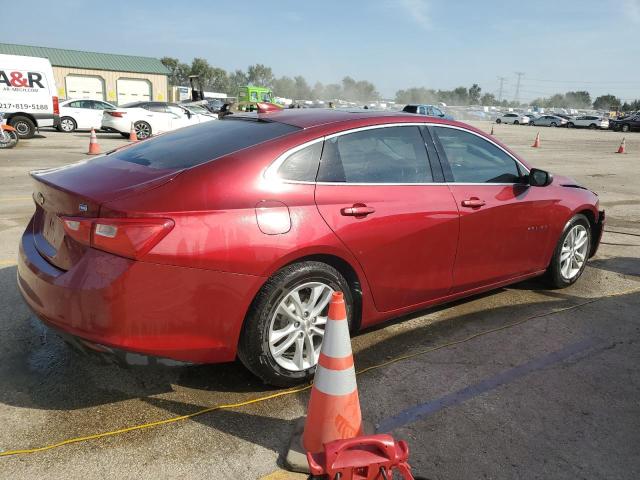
[107,119,300,170]
[317,126,432,183]
[402,105,418,114]
[433,126,521,183]
[277,142,322,181]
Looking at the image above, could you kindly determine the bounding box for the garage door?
[117,79,151,105]
[65,76,104,100]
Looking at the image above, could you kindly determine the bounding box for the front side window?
[277,142,322,181]
[432,107,443,116]
[317,126,432,183]
[433,126,521,183]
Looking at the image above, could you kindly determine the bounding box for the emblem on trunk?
[79,203,88,212]
[36,192,45,206]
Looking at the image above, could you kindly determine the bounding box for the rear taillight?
[61,216,174,260]
[52,96,59,115]
[106,111,126,118]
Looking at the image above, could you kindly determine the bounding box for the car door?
[166,105,194,130]
[69,100,94,129]
[314,125,459,312]
[143,103,172,133]
[90,101,113,129]
[430,125,554,293]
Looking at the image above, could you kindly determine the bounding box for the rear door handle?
[461,198,486,208]
[340,204,376,217]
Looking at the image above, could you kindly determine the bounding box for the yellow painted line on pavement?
[0,196,32,203]
[0,259,17,266]
[260,470,307,480]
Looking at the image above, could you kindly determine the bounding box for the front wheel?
[514,120,519,125]
[545,215,591,288]
[238,261,353,387]
[567,122,574,128]
[496,118,502,124]
[550,122,557,127]
[0,130,18,149]
[9,115,36,138]
[589,123,597,130]
[621,124,630,132]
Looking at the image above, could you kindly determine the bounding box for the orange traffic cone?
[128,122,138,142]
[490,126,494,135]
[531,132,540,148]
[616,137,626,154]
[87,128,100,155]
[302,291,362,454]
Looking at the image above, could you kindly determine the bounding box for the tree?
[323,83,342,100]
[468,84,481,104]
[161,56,190,86]
[294,76,312,99]
[272,76,296,98]
[480,93,497,105]
[311,82,325,100]
[247,64,274,87]
[565,91,591,109]
[228,69,248,95]
[593,94,621,110]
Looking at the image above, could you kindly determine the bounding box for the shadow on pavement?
[588,256,640,277]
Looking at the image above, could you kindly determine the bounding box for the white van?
[0,54,59,138]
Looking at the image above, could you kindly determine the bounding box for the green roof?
[0,43,169,75]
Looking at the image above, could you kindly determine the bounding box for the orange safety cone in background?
[302,291,363,454]
[87,128,100,155]
[490,126,494,135]
[616,137,626,154]
[129,122,138,142]
[531,132,540,148]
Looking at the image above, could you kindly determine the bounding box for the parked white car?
[496,113,530,125]
[58,99,117,132]
[566,115,609,130]
[101,101,217,139]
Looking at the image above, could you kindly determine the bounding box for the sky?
[4,0,640,102]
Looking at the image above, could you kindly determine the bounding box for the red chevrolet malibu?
[18,109,604,386]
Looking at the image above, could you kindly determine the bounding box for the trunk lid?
[31,156,180,271]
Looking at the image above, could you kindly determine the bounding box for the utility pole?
[514,72,524,104]
[497,76,506,102]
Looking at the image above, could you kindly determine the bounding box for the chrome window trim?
[264,122,529,185]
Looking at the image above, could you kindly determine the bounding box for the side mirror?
[528,168,553,187]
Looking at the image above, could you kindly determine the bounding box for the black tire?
[496,118,502,124]
[9,115,36,139]
[57,116,77,133]
[0,130,18,149]
[134,121,152,139]
[238,261,353,387]
[514,120,519,125]
[550,122,557,127]
[567,122,574,128]
[544,214,592,289]
[589,123,597,130]
[621,124,630,133]
[120,132,130,138]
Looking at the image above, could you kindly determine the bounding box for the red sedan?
[17,109,604,386]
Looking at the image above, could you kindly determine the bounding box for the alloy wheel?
[60,118,75,132]
[560,224,589,280]
[135,122,151,139]
[268,281,334,371]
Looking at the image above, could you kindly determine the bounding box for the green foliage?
[593,94,621,110]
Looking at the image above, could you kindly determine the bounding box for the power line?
[514,72,524,103]
[497,76,507,102]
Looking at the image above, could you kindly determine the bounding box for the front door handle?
[340,204,376,217]
[461,198,486,208]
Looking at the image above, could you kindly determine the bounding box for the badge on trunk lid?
[79,203,88,212]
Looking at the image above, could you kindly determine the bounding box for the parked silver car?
[531,115,567,127]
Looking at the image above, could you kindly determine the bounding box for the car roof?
[246,108,424,129]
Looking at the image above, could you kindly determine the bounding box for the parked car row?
[496,112,616,130]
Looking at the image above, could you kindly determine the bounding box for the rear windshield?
[402,105,418,114]
[107,119,300,170]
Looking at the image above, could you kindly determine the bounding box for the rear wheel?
[134,121,152,139]
[545,214,591,288]
[58,117,77,133]
[550,122,557,127]
[0,130,18,149]
[496,118,502,124]
[9,116,36,139]
[514,120,519,125]
[621,124,630,132]
[589,123,597,130]
[238,261,353,387]
[567,122,574,128]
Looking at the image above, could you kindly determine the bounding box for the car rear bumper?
[101,116,129,134]
[17,223,265,364]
